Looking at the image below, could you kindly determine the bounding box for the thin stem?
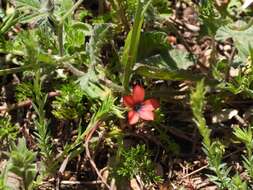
[85,122,111,189]
[0,64,37,76]
[57,0,84,56]
[57,23,64,56]
[60,0,84,24]
[247,145,252,159]
[98,0,104,15]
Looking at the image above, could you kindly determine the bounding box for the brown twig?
[160,124,195,143]
[61,180,102,185]
[41,180,103,189]
[63,62,125,93]
[182,164,208,179]
[85,122,111,189]
[56,155,70,190]
[225,47,236,82]
[182,148,244,179]
[0,91,60,112]
[63,63,85,77]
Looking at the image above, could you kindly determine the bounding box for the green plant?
[233,126,253,180]
[3,0,253,189]
[114,144,162,186]
[0,166,10,190]
[82,94,123,138]
[78,23,113,99]
[122,0,152,90]
[199,0,229,36]
[52,82,85,120]
[7,138,36,190]
[190,80,246,189]
[0,115,18,147]
[31,70,54,175]
[15,82,34,101]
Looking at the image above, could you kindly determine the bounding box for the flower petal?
[143,99,160,111]
[123,95,135,107]
[128,110,140,125]
[132,85,145,103]
[138,109,154,121]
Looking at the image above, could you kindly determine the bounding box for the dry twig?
[85,122,111,189]
[0,91,60,112]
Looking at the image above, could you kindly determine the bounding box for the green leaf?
[0,65,37,76]
[82,95,123,137]
[78,70,109,100]
[227,0,242,16]
[16,0,41,10]
[233,126,252,145]
[87,24,112,65]
[216,21,253,59]
[135,64,203,81]
[142,54,176,70]
[190,80,211,147]
[198,0,225,36]
[137,31,170,61]
[52,83,85,120]
[122,0,152,90]
[19,12,49,24]
[64,24,86,53]
[71,22,92,35]
[151,0,172,14]
[8,138,36,190]
[15,0,50,24]
[169,49,194,70]
[0,12,20,35]
[55,0,74,18]
[77,24,112,99]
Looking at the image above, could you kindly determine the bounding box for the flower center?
[133,103,142,112]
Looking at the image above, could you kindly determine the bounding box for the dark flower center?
[133,103,142,112]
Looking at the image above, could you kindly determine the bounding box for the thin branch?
[63,63,85,77]
[182,164,208,179]
[56,155,70,190]
[85,122,111,189]
[225,47,236,82]
[0,91,60,112]
[61,180,102,185]
[182,148,244,179]
[57,23,64,56]
[63,63,125,93]
[60,0,84,23]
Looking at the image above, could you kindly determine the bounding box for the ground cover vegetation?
[1,0,253,189]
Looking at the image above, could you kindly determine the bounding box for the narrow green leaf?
[135,65,204,81]
[122,0,152,90]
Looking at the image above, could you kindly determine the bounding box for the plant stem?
[57,0,84,56]
[98,0,104,15]
[0,64,37,76]
[57,23,64,56]
[60,0,84,24]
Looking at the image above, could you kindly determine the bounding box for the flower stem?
[57,23,64,56]
[60,0,84,24]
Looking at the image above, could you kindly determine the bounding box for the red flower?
[123,85,160,125]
